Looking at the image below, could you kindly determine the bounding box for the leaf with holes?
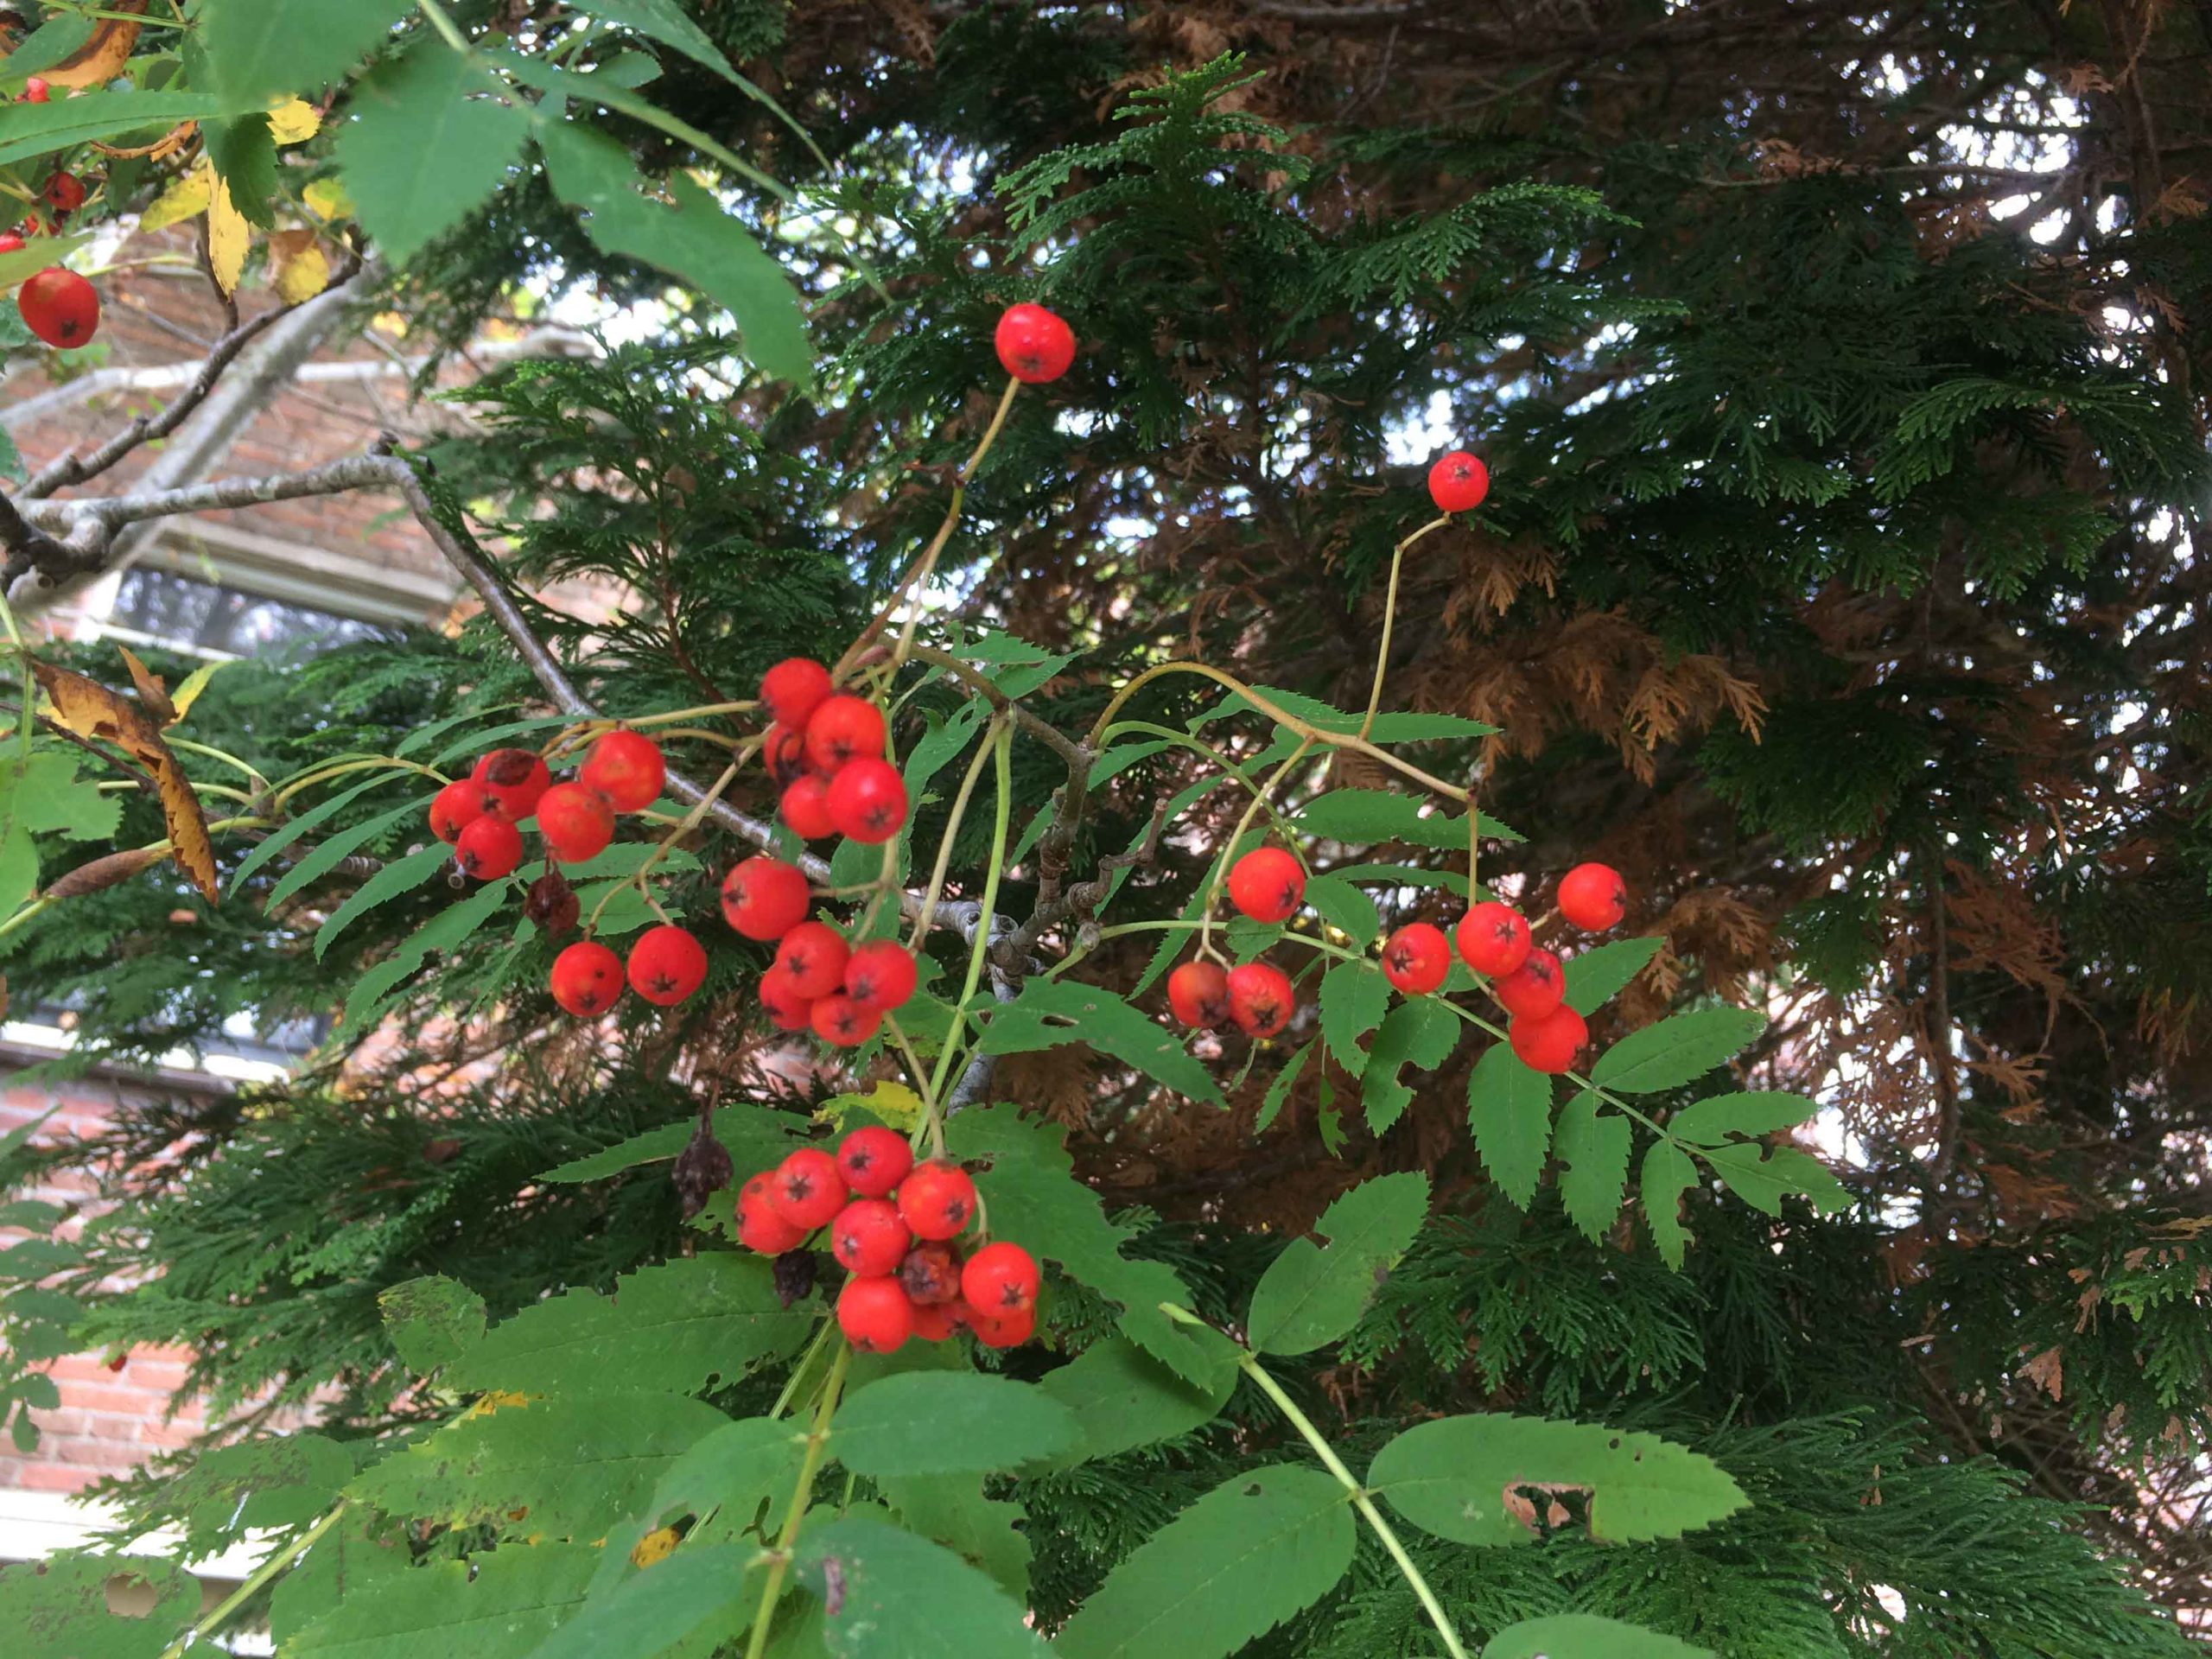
[1553,1091,1631,1243]
[0,1552,198,1658]
[1467,1042,1554,1207]
[1317,961,1390,1078]
[1361,996,1459,1134]
[378,1275,486,1374]
[289,1543,599,1659]
[1247,1171,1428,1356]
[797,1515,1048,1658]
[1640,1139,1698,1268]
[1589,1007,1766,1095]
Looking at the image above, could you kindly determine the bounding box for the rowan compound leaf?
[1702,1142,1852,1217]
[1467,1041,1554,1207]
[1589,1007,1767,1095]
[378,1274,486,1374]
[334,39,531,268]
[1553,1091,1631,1243]
[1640,1139,1697,1269]
[1033,1335,1238,1470]
[1561,935,1664,1015]
[31,660,215,899]
[200,0,416,103]
[1360,995,1459,1134]
[1052,1465,1354,1659]
[1302,872,1381,946]
[880,1473,1032,1598]
[796,1515,1048,1658]
[314,842,457,960]
[1247,1170,1428,1356]
[0,1554,199,1659]
[977,976,1223,1105]
[830,1371,1077,1478]
[1367,1414,1747,1546]
[1667,1090,1824,1144]
[0,92,232,167]
[1484,1614,1714,1658]
[1317,961,1390,1078]
[289,1543,600,1659]
[524,1542,761,1659]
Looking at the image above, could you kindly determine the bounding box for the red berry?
[1427,449,1490,514]
[626,924,708,1006]
[760,658,834,730]
[774,920,849,1000]
[1380,922,1452,995]
[826,757,907,843]
[721,855,810,941]
[836,1275,912,1353]
[763,721,810,788]
[811,993,881,1047]
[1558,862,1627,931]
[1493,946,1564,1019]
[580,730,664,813]
[1226,961,1295,1038]
[898,1241,963,1305]
[779,774,836,840]
[897,1160,976,1242]
[758,964,815,1030]
[838,1125,913,1198]
[843,939,918,1012]
[537,782,616,862]
[17,267,98,348]
[429,778,489,843]
[1166,959,1231,1028]
[909,1300,961,1342]
[20,78,49,103]
[961,1241,1039,1317]
[454,815,523,880]
[549,939,624,1016]
[830,1198,911,1277]
[994,302,1076,384]
[1227,847,1305,924]
[40,172,84,215]
[0,232,23,255]
[736,1173,807,1254]
[768,1147,848,1230]
[473,747,552,822]
[803,695,886,774]
[972,1305,1035,1350]
[1456,901,1532,976]
[1510,1004,1588,1074]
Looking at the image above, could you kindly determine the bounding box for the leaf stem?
[156,1502,349,1659]
[1357,514,1450,741]
[923,726,1012,1127]
[907,714,1003,949]
[746,1343,850,1659]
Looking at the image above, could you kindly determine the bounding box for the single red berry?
[758,964,815,1030]
[760,658,834,730]
[994,302,1076,384]
[1226,961,1295,1038]
[1456,901,1532,976]
[810,993,881,1048]
[1494,946,1565,1019]
[454,815,523,880]
[20,78,49,103]
[1167,959,1231,1028]
[779,774,837,840]
[898,1241,963,1304]
[838,1125,913,1199]
[803,695,887,774]
[537,782,616,862]
[774,920,849,1000]
[736,1173,806,1255]
[961,1241,1040,1317]
[1558,862,1627,931]
[429,778,490,843]
[830,1198,912,1277]
[40,172,84,215]
[1381,922,1452,995]
[1227,847,1305,924]
[897,1160,976,1242]
[836,1274,913,1353]
[580,730,664,813]
[843,939,918,1012]
[826,757,907,843]
[17,267,98,348]
[473,747,552,822]
[626,924,708,1006]
[763,721,810,787]
[721,855,810,941]
[549,939,624,1016]
[1427,449,1490,514]
[909,1299,961,1342]
[0,232,26,255]
[1510,1004,1588,1074]
[972,1305,1036,1350]
[768,1147,848,1230]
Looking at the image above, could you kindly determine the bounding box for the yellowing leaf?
[302,176,354,222]
[818,1079,923,1134]
[117,645,175,725]
[207,173,251,295]
[39,11,140,88]
[168,659,228,726]
[268,228,328,302]
[140,167,212,233]
[371,309,410,338]
[465,1389,534,1418]
[629,1525,681,1568]
[266,98,321,144]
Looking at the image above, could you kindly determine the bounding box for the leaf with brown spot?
[117,645,175,725]
[32,659,218,900]
[21,1,143,87]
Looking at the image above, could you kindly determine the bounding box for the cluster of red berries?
[0,123,103,350]
[760,657,909,846]
[721,854,918,1046]
[1171,849,1628,1075]
[734,1126,1041,1353]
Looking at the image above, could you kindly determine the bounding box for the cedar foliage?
[2,2,2209,1652]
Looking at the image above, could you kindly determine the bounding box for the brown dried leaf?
[43,846,164,899]
[31,660,218,901]
[117,645,175,726]
[16,1,142,87]
[2018,1344,2064,1402]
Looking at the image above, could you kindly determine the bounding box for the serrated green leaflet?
[0,1553,197,1659]
[1703,1141,1851,1215]
[1468,1042,1554,1207]
[379,1275,486,1373]
[342,878,512,1030]
[1484,1614,1714,1657]
[1052,1465,1354,1659]
[315,842,460,960]
[1640,1139,1698,1268]
[1667,1090,1821,1142]
[155,1434,353,1559]
[289,1543,598,1659]
[626,1415,805,1549]
[796,1515,1047,1657]
[1590,1007,1766,1093]
[231,771,405,889]
[447,1255,812,1398]
[1247,1171,1428,1355]
[1317,960,1390,1077]
[881,1474,1032,1598]
[201,0,416,102]
[830,1371,1077,1478]
[1561,935,1663,1015]
[264,792,431,906]
[346,1392,726,1540]
[334,40,531,268]
[1302,871,1381,944]
[1553,1091,1631,1243]
[538,1103,806,1184]
[581,0,737,78]
[978,976,1223,1105]
[1368,1413,1746,1545]
[1361,995,1459,1133]
[527,1542,759,1659]
[1033,1333,1240,1470]
[0,92,237,166]
[1293,787,1471,851]
[1255,1039,1313,1132]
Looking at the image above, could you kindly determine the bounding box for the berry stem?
[584,756,743,933]
[1239,1354,1471,1659]
[1096,719,1305,841]
[745,1341,851,1659]
[1356,513,1450,742]
[165,734,270,794]
[924,724,1013,1119]
[909,713,1007,949]
[1198,737,1313,963]
[270,754,449,810]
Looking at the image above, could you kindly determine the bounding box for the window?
[102,569,390,658]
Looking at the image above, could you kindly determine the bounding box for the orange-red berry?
[627,924,708,1006]
[721,855,810,941]
[909,1299,961,1342]
[429,778,489,843]
[972,1304,1035,1350]
[454,815,523,880]
[1427,449,1489,513]
[961,1241,1039,1317]
[549,939,623,1016]
[767,1147,848,1230]
[803,695,886,774]
[1227,847,1305,924]
[758,965,815,1030]
[826,756,907,843]
[1456,901,1531,976]
[898,1240,963,1305]
[762,721,810,788]
[830,1198,911,1277]
[537,781,616,862]
[994,302,1076,384]
[1380,922,1451,995]
[779,774,836,840]
[836,1274,912,1352]
[760,658,834,730]
[18,267,98,347]
[1226,961,1294,1038]
[897,1160,976,1242]
[774,920,849,1001]
[1558,862,1627,931]
[843,939,918,1012]
[579,730,664,813]
[735,1173,806,1255]
[1167,959,1231,1028]
[837,1125,912,1199]
[1493,946,1565,1019]
[1510,1003,1588,1074]
[473,747,552,822]
[40,172,84,215]
[810,992,881,1047]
